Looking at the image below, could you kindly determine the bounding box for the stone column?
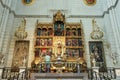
[109,9,120,67]
[0,0,12,52]
[0,0,14,68]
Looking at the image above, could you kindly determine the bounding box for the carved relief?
[53,37,65,58]
[12,41,29,67]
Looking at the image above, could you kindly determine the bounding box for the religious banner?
[12,41,29,67]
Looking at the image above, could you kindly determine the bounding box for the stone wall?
[0,0,120,69]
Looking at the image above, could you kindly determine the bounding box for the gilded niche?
[53,10,65,22]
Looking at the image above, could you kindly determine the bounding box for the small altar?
[30,73,88,80]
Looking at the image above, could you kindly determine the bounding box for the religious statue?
[90,54,96,67]
[18,18,26,31]
[15,18,28,39]
[86,0,95,4]
[57,41,65,57]
[37,29,41,36]
[22,56,26,66]
[0,53,5,65]
[36,38,40,46]
[53,39,64,60]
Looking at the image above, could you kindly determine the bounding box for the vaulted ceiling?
[0,0,119,17]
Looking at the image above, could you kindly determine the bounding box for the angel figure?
[0,54,5,64]
[15,18,28,39]
[110,52,118,65]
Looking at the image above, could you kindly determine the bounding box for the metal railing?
[1,67,30,80]
[31,62,87,73]
[88,67,116,80]
[1,62,116,80]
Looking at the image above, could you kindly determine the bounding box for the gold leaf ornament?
[83,0,96,6]
[22,0,35,5]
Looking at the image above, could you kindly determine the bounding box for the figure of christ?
[57,42,62,55]
[55,24,64,36]
[54,41,64,58]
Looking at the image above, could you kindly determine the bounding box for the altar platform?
[30,73,88,80]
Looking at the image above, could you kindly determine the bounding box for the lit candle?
[61,46,64,57]
[55,46,57,57]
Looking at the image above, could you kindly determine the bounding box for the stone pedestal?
[92,67,99,73]
[92,67,99,78]
[115,67,120,78]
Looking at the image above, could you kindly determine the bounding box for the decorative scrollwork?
[53,10,65,22]
[90,19,104,40]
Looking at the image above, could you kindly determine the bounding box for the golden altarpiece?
[32,11,87,73]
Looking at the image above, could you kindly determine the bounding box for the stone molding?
[30,73,88,80]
